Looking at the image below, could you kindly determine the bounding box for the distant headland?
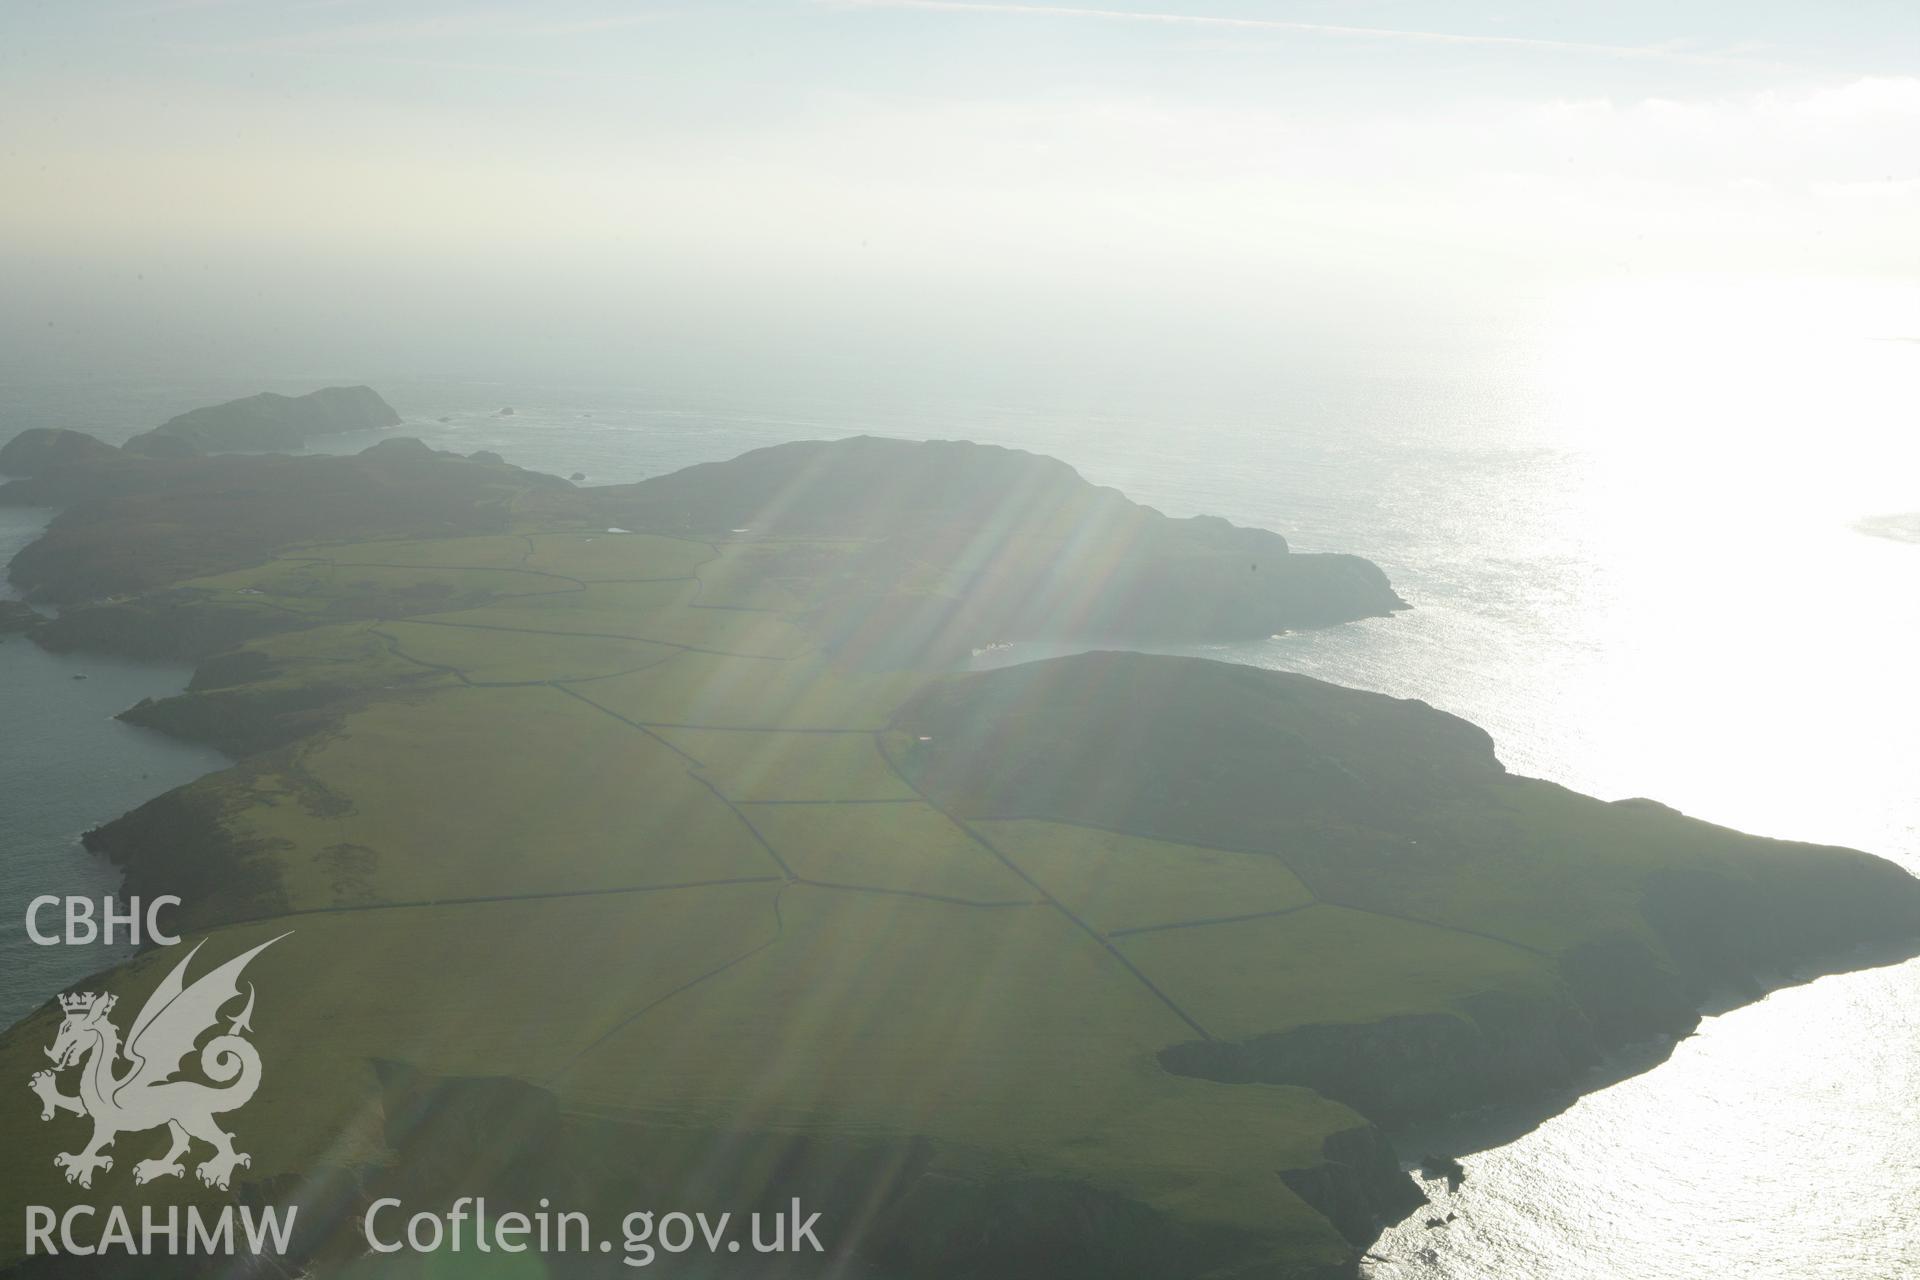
[130,384,401,454]
[0,399,1407,656]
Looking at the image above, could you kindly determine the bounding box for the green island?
[2,415,1916,1278]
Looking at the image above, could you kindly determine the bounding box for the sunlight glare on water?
[978,276,1920,1280]
[1,273,1915,1278]
[1309,278,1920,1279]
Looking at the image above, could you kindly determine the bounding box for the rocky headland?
[1,409,1914,1279]
[123,384,401,453]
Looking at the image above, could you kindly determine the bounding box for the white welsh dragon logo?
[28,934,287,1191]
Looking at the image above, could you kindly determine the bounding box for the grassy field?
[655,727,916,802]
[4,518,1913,1277]
[978,819,1317,936]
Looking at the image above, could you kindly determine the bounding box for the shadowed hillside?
[3,426,1403,659]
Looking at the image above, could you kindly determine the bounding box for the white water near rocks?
[2,279,1916,1275]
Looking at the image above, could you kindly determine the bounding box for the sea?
[0,508,226,1027]
[0,277,1915,1277]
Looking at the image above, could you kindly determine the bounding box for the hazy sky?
[5,2,1918,393]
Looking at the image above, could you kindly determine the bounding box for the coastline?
[1362,937,1920,1276]
[4,428,1917,1278]
[48,624,1920,1275]
[44,694,1920,1278]
[1376,929,1920,1165]
[0,506,227,1025]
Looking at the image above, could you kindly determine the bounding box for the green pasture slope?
[3,510,1917,1277]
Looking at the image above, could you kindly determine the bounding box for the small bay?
[0,505,227,1027]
